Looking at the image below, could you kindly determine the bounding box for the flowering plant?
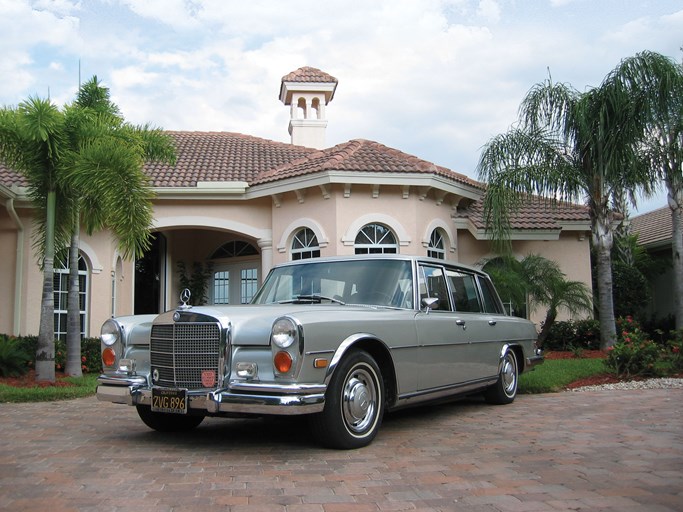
[664,330,683,373]
[605,316,661,378]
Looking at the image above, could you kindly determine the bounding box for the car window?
[446,269,482,312]
[253,259,413,308]
[418,265,451,311]
[478,275,504,314]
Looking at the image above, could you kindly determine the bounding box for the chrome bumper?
[97,374,326,415]
[525,352,544,370]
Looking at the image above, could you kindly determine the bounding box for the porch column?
[258,237,273,284]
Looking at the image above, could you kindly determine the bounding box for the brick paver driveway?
[0,388,681,511]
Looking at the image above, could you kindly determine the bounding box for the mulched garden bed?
[0,370,76,388]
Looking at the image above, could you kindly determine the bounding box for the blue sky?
[2,0,682,214]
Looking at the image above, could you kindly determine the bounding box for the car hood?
[161,303,408,346]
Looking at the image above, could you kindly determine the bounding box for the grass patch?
[0,374,98,403]
[519,358,608,394]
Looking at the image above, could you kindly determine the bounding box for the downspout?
[5,197,24,336]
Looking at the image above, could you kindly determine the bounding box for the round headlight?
[271,317,297,348]
[101,319,121,346]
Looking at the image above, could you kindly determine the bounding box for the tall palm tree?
[0,98,72,381]
[61,77,176,376]
[611,51,683,329]
[0,78,176,381]
[477,65,652,349]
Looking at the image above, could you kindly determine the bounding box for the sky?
[1,0,682,214]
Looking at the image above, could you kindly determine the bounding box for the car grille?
[150,322,221,390]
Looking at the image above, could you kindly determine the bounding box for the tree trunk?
[591,207,617,349]
[35,190,56,383]
[594,239,617,349]
[537,310,557,347]
[669,191,683,330]
[65,211,82,377]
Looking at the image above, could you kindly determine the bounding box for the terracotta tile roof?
[252,138,483,189]
[455,196,591,230]
[0,130,590,231]
[630,206,672,247]
[281,66,338,84]
[144,132,315,187]
[0,164,25,187]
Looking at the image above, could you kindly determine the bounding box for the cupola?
[279,66,338,149]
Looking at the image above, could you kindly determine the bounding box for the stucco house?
[631,206,675,324]
[0,66,593,339]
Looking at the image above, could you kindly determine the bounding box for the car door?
[414,264,471,391]
[444,268,502,381]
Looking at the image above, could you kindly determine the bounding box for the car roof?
[271,254,488,277]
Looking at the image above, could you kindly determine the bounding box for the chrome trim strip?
[393,377,498,409]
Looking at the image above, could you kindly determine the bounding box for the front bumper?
[97,374,326,415]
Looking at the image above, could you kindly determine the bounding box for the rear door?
[414,264,470,391]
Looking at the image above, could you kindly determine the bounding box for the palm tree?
[0,78,175,381]
[61,77,176,376]
[477,65,652,349]
[485,254,593,346]
[0,98,73,382]
[611,51,683,329]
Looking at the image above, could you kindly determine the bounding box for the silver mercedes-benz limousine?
[97,255,542,449]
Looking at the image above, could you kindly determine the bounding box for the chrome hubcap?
[342,367,377,433]
[502,354,517,396]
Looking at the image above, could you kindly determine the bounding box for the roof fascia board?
[452,218,561,240]
[246,171,483,200]
[0,183,17,200]
[153,181,249,200]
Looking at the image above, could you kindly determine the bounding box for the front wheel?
[136,405,205,432]
[484,349,518,405]
[310,351,385,449]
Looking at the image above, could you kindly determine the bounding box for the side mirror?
[421,297,439,313]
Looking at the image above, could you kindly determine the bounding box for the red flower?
[81,356,87,363]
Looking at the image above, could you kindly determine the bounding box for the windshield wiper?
[278,294,346,305]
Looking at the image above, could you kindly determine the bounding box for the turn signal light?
[274,351,293,373]
[102,347,116,367]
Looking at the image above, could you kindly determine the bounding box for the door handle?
[455,319,466,331]
[488,320,497,326]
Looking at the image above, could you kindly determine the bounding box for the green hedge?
[542,319,601,350]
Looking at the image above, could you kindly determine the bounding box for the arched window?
[210,240,260,305]
[210,240,259,259]
[428,229,446,259]
[54,253,89,341]
[291,228,320,260]
[354,224,398,254]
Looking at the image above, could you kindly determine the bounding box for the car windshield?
[252,259,414,309]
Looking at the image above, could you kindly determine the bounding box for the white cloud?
[2,0,683,187]
[476,0,501,23]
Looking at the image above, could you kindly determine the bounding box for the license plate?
[151,388,188,414]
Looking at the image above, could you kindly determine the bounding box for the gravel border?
[568,377,683,392]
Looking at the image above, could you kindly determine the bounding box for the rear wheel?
[310,350,385,449]
[136,405,205,432]
[484,349,518,405]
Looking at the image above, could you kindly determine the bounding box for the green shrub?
[605,316,662,377]
[0,334,101,374]
[543,319,600,350]
[664,330,683,373]
[0,335,31,377]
